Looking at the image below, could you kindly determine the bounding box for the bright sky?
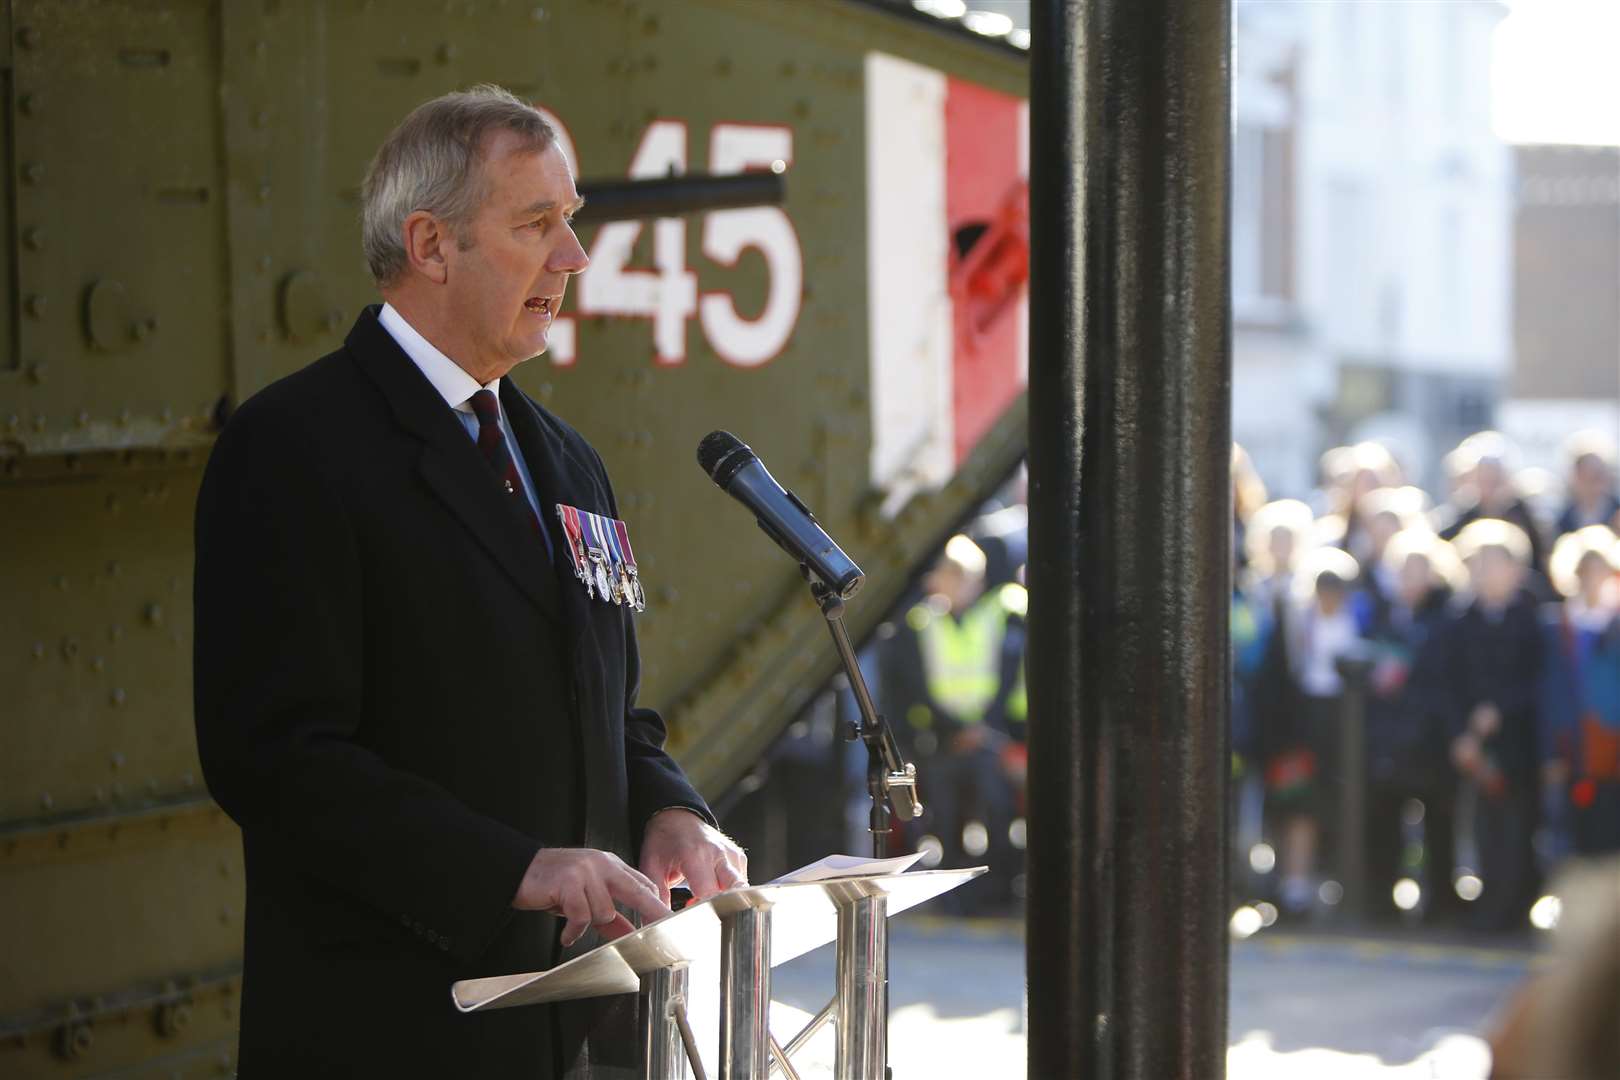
[1493,0,1620,145]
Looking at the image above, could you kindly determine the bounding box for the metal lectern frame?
[451,868,984,1080]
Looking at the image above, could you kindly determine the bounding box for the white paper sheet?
[767,851,925,885]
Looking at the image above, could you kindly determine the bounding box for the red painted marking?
[945,78,1028,466]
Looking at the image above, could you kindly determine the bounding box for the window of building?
[1233,121,1294,321]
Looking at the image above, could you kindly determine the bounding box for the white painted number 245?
[543,115,803,370]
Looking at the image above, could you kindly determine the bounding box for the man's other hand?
[512,848,669,947]
[639,809,749,906]
[1469,702,1503,738]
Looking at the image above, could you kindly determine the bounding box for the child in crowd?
[1347,486,1430,634]
[1243,499,1315,617]
[1540,525,1620,857]
[1362,529,1465,920]
[1439,519,1546,932]
[1263,547,1367,916]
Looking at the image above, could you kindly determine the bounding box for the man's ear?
[401,210,450,284]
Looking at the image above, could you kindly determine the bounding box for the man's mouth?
[524,296,555,316]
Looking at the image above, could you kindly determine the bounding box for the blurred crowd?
[871,429,1620,930]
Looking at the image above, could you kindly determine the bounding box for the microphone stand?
[807,571,918,1080]
[806,574,922,859]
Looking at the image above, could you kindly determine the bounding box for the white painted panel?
[865,52,953,503]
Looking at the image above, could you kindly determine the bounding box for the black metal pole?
[1026,0,1232,1077]
[1336,657,1377,923]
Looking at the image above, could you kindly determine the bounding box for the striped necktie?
[467,389,549,556]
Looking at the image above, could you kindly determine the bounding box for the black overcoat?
[194,306,710,1079]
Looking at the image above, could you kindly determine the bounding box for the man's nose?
[551,225,589,274]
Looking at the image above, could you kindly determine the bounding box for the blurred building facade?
[1500,144,1620,472]
[1232,0,1513,498]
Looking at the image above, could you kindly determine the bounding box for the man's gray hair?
[360,84,556,287]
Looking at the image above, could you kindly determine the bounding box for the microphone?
[697,431,865,599]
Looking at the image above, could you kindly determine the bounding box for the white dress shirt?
[377,303,549,543]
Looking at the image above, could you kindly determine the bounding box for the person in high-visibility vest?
[893,534,1026,911]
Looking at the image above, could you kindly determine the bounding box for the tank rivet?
[110,689,126,708]
[24,226,44,250]
[143,603,165,626]
[17,26,40,50]
[25,294,45,318]
[155,999,193,1038]
[52,1021,92,1061]
[22,162,42,184]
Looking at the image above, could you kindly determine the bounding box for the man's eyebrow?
[517,195,587,217]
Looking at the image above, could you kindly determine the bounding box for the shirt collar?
[378,302,499,413]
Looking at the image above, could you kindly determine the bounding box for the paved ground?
[734,914,1538,1079]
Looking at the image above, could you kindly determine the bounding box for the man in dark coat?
[193,85,746,1079]
[1439,520,1546,934]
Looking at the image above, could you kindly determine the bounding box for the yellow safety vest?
[909,584,1027,726]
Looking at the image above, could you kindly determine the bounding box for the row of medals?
[575,542,646,611]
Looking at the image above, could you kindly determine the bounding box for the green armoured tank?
[0,1,1028,1073]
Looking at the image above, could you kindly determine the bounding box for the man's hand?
[639,809,749,906]
[950,726,990,754]
[1451,733,1482,775]
[1470,702,1502,738]
[512,848,669,947]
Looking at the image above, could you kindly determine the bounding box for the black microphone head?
[697,430,757,487]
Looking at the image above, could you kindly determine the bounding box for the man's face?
[1367,510,1401,559]
[1576,551,1614,603]
[443,134,587,375]
[1267,526,1295,572]
[1470,546,1523,606]
[1351,468,1382,504]
[1573,454,1611,503]
[1474,459,1507,502]
[924,562,967,607]
[1396,553,1433,607]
